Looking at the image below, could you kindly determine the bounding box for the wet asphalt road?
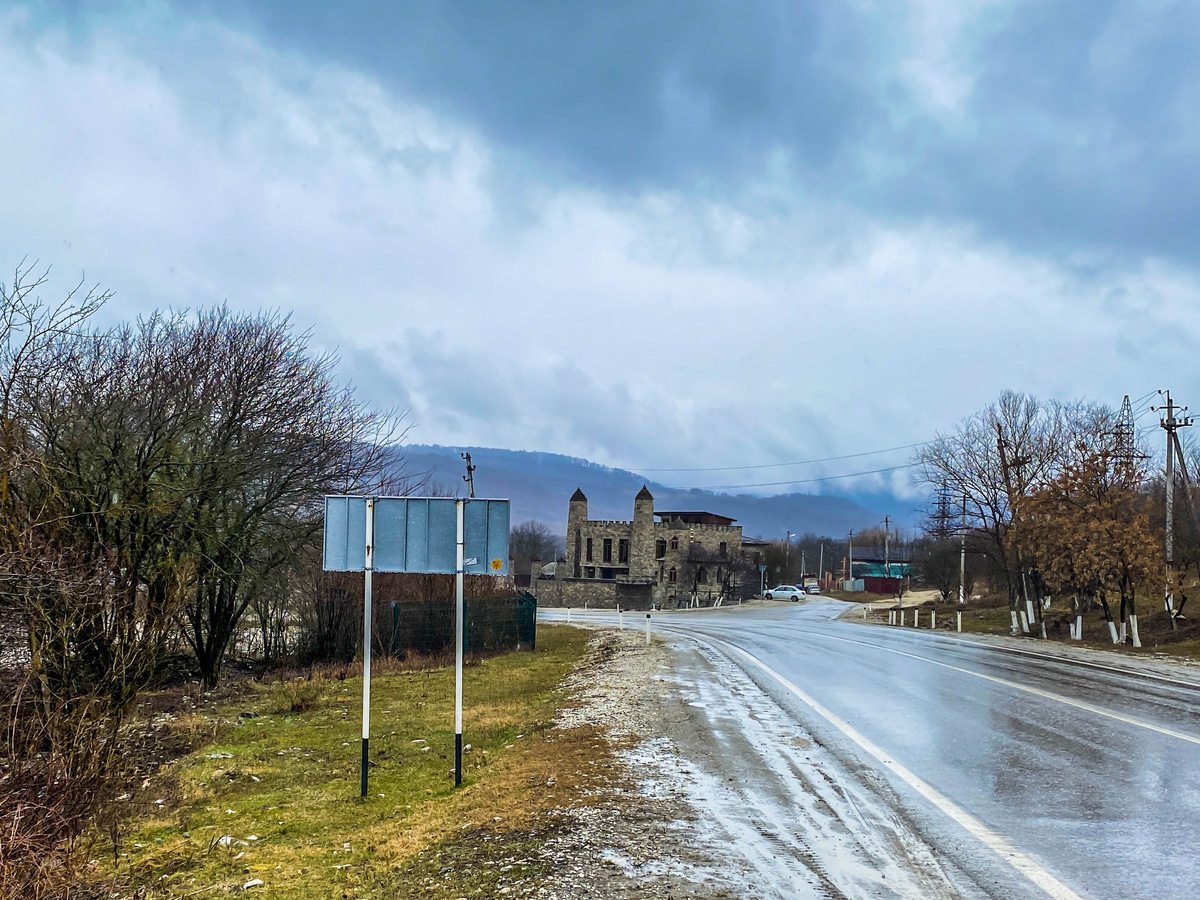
[546,601,1200,900]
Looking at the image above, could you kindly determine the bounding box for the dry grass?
[99,624,595,899]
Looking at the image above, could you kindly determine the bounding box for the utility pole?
[461,452,476,498]
[883,515,890,579]
[818,542,824,584]
[848,529,854,589]
[785,531,794,574]
[801,549,806,579]
[1155,391,1193,632]
[958,493,967,605]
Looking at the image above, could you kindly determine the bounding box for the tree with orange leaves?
[1013,445,1161,646]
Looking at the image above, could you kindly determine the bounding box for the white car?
[805,584,821,594]
[764,585,805,602]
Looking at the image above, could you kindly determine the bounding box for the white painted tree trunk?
[1108,620,1119,643]
[1018,610,1030,634]
[1130,615,1141,648]
[1073,616,1083,640]
[1010,610,1019,635]
[1118,622,1127,644]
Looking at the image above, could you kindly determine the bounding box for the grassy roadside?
[102,624,601,899]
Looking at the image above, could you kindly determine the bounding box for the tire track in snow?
[656,639,965,899]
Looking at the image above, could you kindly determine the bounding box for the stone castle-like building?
[531,486,765,609]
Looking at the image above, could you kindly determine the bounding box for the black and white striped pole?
[361,498,375,798]
[454,498,465,787]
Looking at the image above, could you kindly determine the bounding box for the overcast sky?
[4,1,1198,500]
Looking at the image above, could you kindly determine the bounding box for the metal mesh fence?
[306,572,534,662]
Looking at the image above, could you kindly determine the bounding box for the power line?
[681,463,917,492]
[636,442,929,473]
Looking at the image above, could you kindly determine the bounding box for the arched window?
[669,536,679,550]
[668,567,677,583]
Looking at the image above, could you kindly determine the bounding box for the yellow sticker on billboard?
[491,558,503,571]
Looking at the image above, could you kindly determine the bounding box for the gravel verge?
[535,627,741,899]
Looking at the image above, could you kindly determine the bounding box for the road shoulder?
[839,599,1200,682]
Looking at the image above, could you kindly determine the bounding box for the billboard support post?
[323,494,509,797]
[361,498,375,799]
[454,498,465,787]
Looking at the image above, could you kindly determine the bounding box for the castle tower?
[567,488,587,577]
[631,485,655,576]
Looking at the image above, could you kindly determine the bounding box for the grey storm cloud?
[5,0,1200,502]
[174,0,1200,265]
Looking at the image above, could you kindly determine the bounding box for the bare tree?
[915,391,1114,624]
[509,520,562,575]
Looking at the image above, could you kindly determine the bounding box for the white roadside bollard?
[957,610,962,633]
[900,608,905,627]
[931,611,936,630]
[567,607,571,623]
[646,613,651,646]
[619,610,624,629]
[863,605,868,620]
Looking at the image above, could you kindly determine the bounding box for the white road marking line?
[855,621,1200,690]
[556,609,1200,742]
[795,628,1200,747]
[699,635,1087,900]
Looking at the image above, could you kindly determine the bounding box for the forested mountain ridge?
[397,444,894,539]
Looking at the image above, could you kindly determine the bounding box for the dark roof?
[570,488,587,502]
[741,537,770,547]
[636,484,654,500]
[656,510,737,526]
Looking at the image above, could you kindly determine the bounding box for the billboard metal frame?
[322,496,510,796]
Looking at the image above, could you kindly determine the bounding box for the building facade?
[532,486,762,609]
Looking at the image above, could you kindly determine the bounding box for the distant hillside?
[394,445,892,540]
